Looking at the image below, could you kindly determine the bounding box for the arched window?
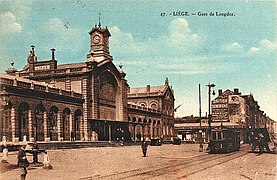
[18,102,29,141]
[74,109,82,140]
[140,103,146,107]
[132,117,136,122]
[150,103,158,110]
[1,103,12,141]
[99,72,117,102]
[49,106,58,141]
[63,108,71,141]
[35,104,45,141]
[143,118,147,123]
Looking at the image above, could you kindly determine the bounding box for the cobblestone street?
[1,143,276,180]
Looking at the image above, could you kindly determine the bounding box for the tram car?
[209,127,240,154]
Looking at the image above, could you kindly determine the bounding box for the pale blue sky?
[0,0,276,120]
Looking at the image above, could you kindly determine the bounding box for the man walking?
[141,140,148,157]
[18,145,29,180]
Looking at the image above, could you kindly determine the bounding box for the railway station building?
[0,24,175,144]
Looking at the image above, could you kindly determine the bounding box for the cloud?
[157,59,225,75]
[225,42,244,52]
[249,47,259,53]
[43,18,84,51]
[0,12,22,34]
[166,18,200,46]
[249,39,276,55]
[109,26,144,54]
[110,18,201,58]
[6,0,32,20]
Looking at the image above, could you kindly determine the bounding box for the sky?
[0,0,276,120]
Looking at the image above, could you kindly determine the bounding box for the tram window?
[212,132,216,140]
[218,132,222,140]
[222,132,225,139]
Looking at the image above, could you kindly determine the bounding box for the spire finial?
[119,63,123,73]
[165,77,169,85]
[98,12,101,28]
[10,59,14,67]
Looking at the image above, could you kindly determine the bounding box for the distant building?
[174,115,240,143]
[127,80,175,141]
[0,23,175,144]
[273,121,277,137]
[174,88,275,143]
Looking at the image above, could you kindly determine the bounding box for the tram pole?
[199,84,203,152]
[206,83,215,150]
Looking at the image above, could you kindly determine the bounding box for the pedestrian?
[141,140,148,157]
[249,131,258,152]
[259,132,270,153]
[257,133,265,154]
[17,145,29,180]
[32,142,39,164]
[71,131,75,142]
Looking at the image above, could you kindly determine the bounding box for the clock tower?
[87,23,112,63]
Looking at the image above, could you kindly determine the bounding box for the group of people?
[249,132,270,154]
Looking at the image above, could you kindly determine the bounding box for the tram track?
[80,145,250,180]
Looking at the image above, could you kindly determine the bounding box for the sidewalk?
[1,144,205,180]
[1,143,276,180]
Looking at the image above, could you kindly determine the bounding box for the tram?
[209,127,240,154]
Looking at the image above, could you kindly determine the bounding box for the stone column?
[116,71,127,121]
[69,112,73,134]
[28,109,34,142]
[80,116,84,141]
[150,122,153,139]
[133,125,136,141]
[57,111,63,141]
[44,111,50,142]
[82,78,89,141]
[11,107,19,143]
[157,124,160,137]
[163,124,165,138]
[170,126,173,140]
[155,124,157,138]
[108,124,111,142]
[91,73,98,120]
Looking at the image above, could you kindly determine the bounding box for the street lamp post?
[207,83,215,149]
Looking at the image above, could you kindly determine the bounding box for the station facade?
[0,24,175,143]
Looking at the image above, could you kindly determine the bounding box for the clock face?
[93,35,100,44]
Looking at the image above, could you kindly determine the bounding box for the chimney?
[218,89,222,96]
[234,88,239,95]
[146,85,150,92]
[51,48,55,60]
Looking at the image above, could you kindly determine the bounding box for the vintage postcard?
[0,0,276,179]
